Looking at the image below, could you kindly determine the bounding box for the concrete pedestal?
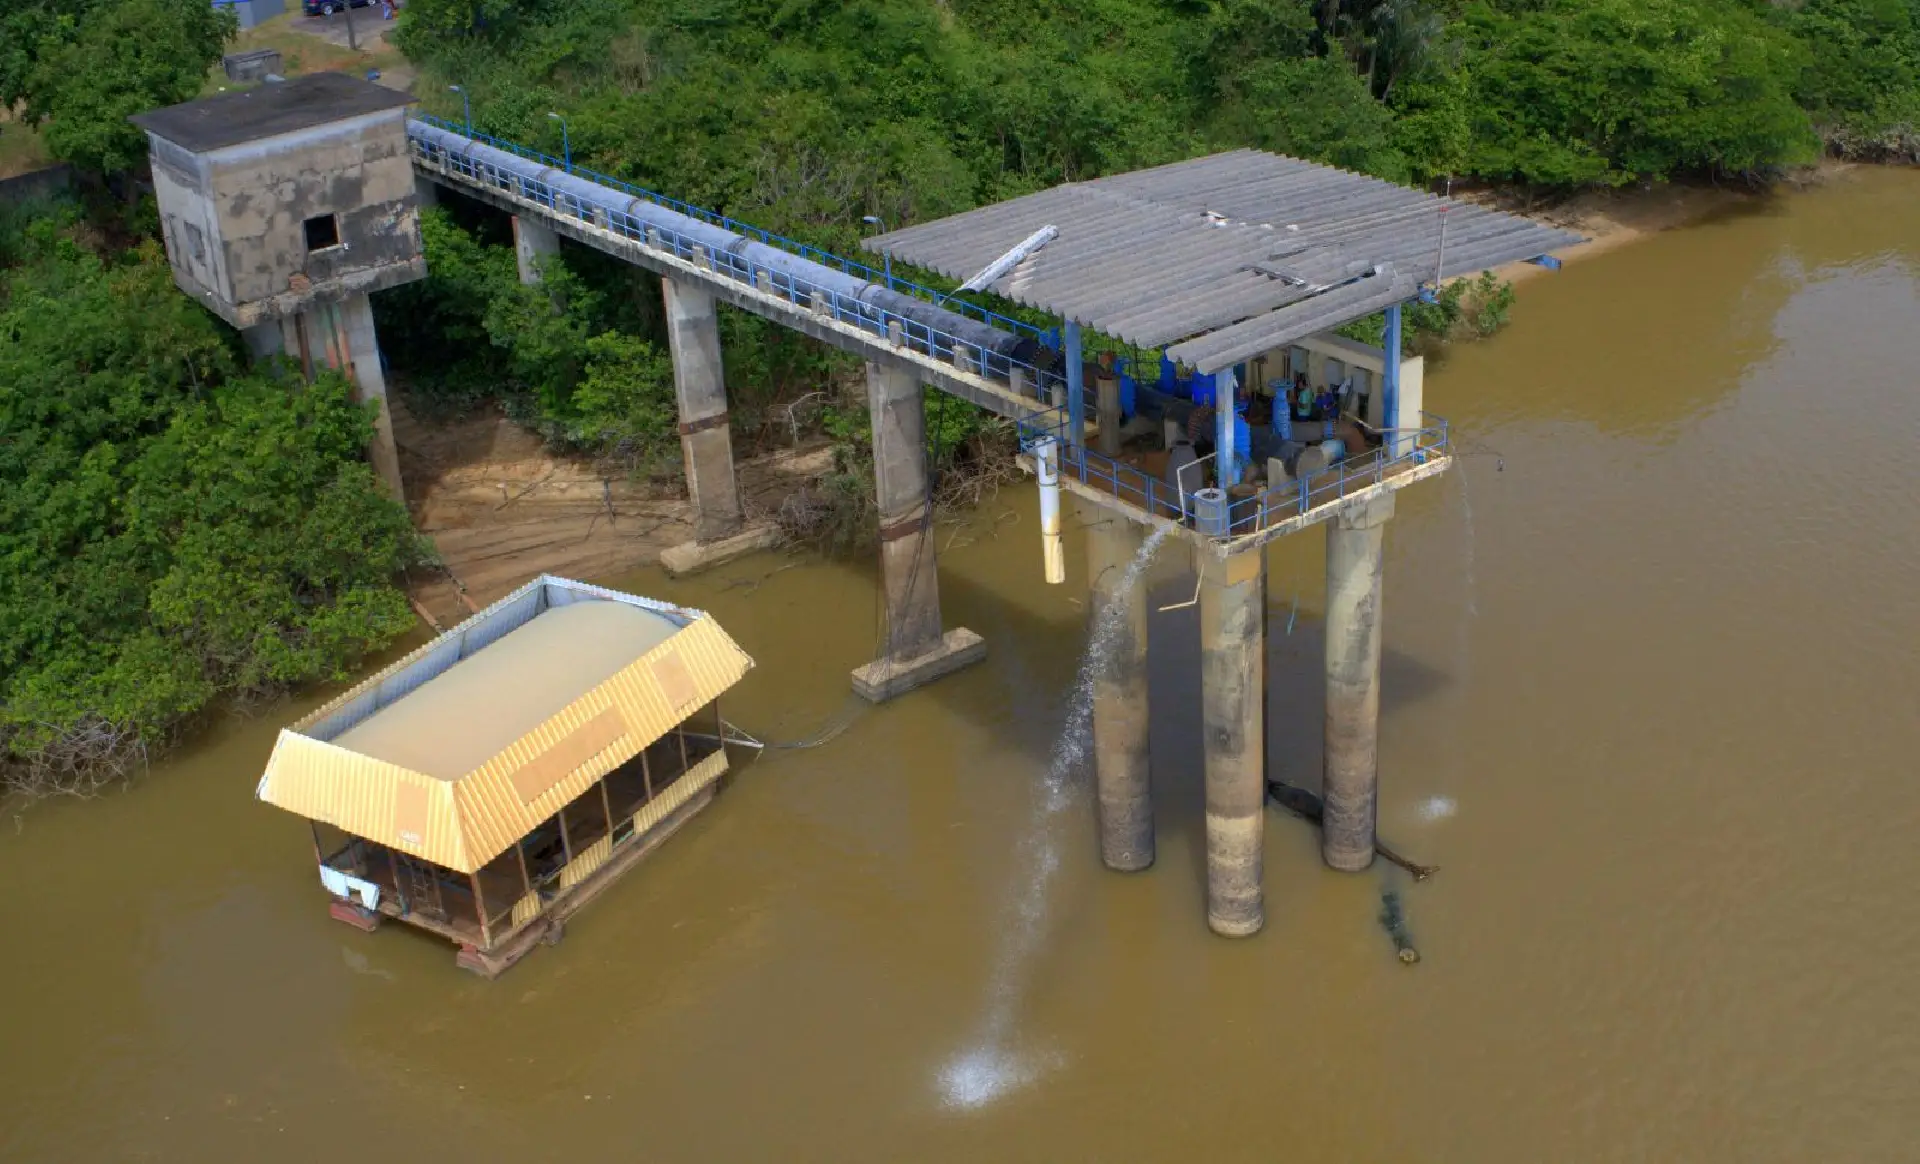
[1323,494,1393,872]
[851,361,983,701]
[270,293,403,503]
[1089,518,1153,871]
[513,215,560,285]
[663,276,746,549]
[1201,547,1266,936]
[659,525,782,578]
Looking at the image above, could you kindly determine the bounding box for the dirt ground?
[392,396,831,626]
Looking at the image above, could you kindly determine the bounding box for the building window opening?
[303,214,340,251]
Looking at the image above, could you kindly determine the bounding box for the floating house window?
[303,213,340,252]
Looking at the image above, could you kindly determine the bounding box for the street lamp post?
[547,112,571,172]
[448,85,470,136]
[861,215,892,290]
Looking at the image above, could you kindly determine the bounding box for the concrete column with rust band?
[664,276,745,543]
[1323,494,1393,871]
[1201,545,1267,936]
[868,361,942,660]
[1090,517,1153,871]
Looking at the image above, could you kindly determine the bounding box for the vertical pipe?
[1090,519,1153,871]
[1201,547,1266,935]
[1065,321,1085,449]
[1382,303,1403,457]
[1036,438,1065,585]
[1323,494,1393,871]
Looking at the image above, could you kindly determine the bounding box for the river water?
[4,167,1918,1163]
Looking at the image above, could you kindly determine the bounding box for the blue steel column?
[1382,303,1403,456]
[1065,321,1085,449]
[1216,370,1238,487]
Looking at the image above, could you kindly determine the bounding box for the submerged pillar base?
[1089,517,1153,872]
[659,524,783,578]
[850,628,986,703]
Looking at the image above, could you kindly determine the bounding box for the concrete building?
[131,73,425,500]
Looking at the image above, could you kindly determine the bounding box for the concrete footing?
[262,292,403,503]
[664,276,746,543]
[1089,518,1153,871]
[851,627,988,702]
[660,524,782,577]
[1201,547,1267,936]
[1322,494,1393,872]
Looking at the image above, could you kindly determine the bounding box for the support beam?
[243,322,283,362]
[850,361,984,701]
[1322,494,1393,872]
[1095,369,1122,458]
[1089,518,1152,871]
[513,214,561,285]
[337,292,406,504]
[661,276,747,548]
[1201,547,1266,936]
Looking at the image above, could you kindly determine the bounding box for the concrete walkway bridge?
[133,74,1580,939]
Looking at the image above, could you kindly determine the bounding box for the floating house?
[256,575,754,977]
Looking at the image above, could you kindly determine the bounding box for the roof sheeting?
[255,577,754,873]
[865,150,1584,373]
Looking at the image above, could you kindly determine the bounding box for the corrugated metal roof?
[256,580,753,873]
[865,150,1584,372]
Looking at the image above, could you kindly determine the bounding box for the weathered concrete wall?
[514,216,561,286]
[154,108,425,329]
[148,134,231,309]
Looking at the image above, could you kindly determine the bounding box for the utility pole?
[343,0,358,52]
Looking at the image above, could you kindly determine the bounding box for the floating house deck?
[256,575,754,977]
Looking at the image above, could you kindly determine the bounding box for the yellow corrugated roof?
[256,584,753,873]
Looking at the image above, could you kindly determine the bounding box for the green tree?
[17,0,233,175]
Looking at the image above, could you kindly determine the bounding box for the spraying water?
[936,524,1171,1111]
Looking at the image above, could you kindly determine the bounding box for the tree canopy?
[0,201,427,793]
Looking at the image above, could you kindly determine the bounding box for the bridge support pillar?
[851,361,984,702]
[1202,546,1266,937]
[659,277,776,577]
[269,292,404,503]
[512,215,560,285]
[1322,493,1393,871]
[1089,517,1153,871]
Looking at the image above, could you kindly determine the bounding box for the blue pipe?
[1382,302,1403,455]
[1065,321,1085,449]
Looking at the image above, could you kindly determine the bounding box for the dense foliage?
[2,0,234,175]
[0,202,428,792]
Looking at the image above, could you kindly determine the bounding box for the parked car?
[303,0,371,14]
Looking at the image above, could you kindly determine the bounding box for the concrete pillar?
[512,215,560,285]
[850,361,985,701]
[1322,494,1393,872]
[1201,547,1266,936]
[869,361,940,659]
[414,175,439,209]
[662,277,744,543]
[243,322,284,362]
[337,292,406,504]
[1095,371,1122,457]
[1089,518,1152,871]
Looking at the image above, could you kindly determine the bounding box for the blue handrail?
[412,114,1043,342]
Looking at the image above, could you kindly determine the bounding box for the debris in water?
[1380,890,1420,965]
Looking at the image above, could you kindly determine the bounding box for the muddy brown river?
[5,168,1919,1163]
